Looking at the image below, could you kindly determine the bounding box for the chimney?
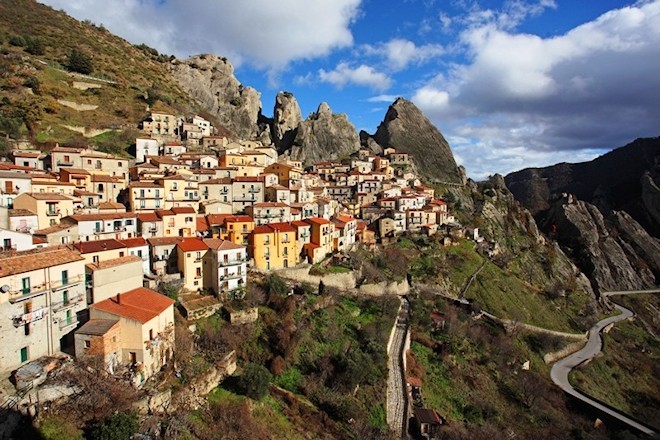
[116,293,121,304]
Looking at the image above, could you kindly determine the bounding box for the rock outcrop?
[272,91,302,152]
[284,102,361,166]
[505,137,660,237]
[170,54,262,139]
[368,98,463,184]
[544,197,659,293]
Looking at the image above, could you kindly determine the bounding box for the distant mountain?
[505,137,660,237]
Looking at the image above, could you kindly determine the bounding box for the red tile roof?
[147,237,182,247]
[203,239,246,251]
[267,222,296,233]
[91,287,174,324]
[177,238,208,252]
[137,213,160,222]
[305,217,329,225]
[196,216,210,232]
[0,247,84,277]
[118,237,147,248]
[171,206,196,214]
[73,239,126,254]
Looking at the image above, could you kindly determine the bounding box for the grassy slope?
[571,293,660,428]
[0,0,193,147]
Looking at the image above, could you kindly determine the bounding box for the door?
[21,277,30,295]
[20,347,28,363]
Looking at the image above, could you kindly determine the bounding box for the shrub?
[88,412,138,440]
[66,49,93,74]
[24,37,45,55]
[238,362,272,400]
[8,35,26,47]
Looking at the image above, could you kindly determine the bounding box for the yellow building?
[13,192,77,229]
[129,181,165,212]
[247,222,297,271]
[304,217,335,259]
[159,175,200,210]
[31,179,77,196]
[264,162,302,187]
[207,214,255,246]
[177,238,208,291]
[157,207,197,237]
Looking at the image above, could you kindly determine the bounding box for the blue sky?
[41,0,660,179]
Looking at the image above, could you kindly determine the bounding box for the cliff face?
[283,103,361,166]
[272,91,302,152]
[544,197,660,293]
[170,54,263,140]
[505,137,660,237]
[369,98,463,184]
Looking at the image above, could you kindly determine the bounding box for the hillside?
[0,0,194,152]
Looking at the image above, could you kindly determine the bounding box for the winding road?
[550,290,659,437]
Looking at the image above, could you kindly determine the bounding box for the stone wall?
[228,307,258,325]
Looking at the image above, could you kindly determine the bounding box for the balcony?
[52,295,84,312]
[58,316,78,330]
[1,188,18,195]
[114,226,126,232]
[218,258,246,267]
[148,227,158,233]
[12,307,48,327]
[248,187,261,193]
[46,210,60,217]
[9,283,48,303]
[219,273,244,281]
[50,274,83,290]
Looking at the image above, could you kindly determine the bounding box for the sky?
[40,0,660,179]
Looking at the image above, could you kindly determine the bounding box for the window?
[24,324,30,336]
[137,250,142,258]
[20,347,28,363]
[61,270,68,285]
[63,290,69,304]
[93,255,99,264]
[125,220,133,226]
[84,340,91,348]
[119,252,125,257]
[195,267,202,278]
[21,277,30,295]
[149,329,154,340]
[3,238,11,250]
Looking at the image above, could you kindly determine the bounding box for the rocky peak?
[170,54,263,140]
[368,98,463,184]
[282,101,361,166]
[544,196,659,293]
[272,91,302,151]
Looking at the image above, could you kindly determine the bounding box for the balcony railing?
[12,307,48,327]
[248,188,261,193]
[52,295,84,312]
[46,210,60,217]
[219,273,245,281]
[218,258,246,267]
[58,317,78,330]
[50,274,83,290]
[9,283,48,303]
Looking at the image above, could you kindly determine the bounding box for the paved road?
[550,294,658,437]
[386,297,409,438]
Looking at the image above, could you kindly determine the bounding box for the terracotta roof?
[21,192,75,201]
[0,163,33,171]
[304,243,320,251]
[196,216,210,232]
[76,319,119,336]
[305,217,329,225]
[69,212,136,222]
[251,225,273,235]
[118,237,147,248]
[32,179,76,186]
[291,221,310,228]
[60,168,90,175]
[73,239,126,254]
[8,208,36,217]
[86,255,142,271]
[130,181,162,188]
[0,247,84,277]
[137,213,160,222]
[203,239,246,251]
[147,237,182,247]
[91,287,174,324]
[233,176,264,182]
[73,190,98,196]
[33,221,77,235]
[266,222,296,233]
[224,215,253,223]
[334,215,356,223]
[13,151,44,158]
[52,146,83,153]
[203,177,232,184]
[91,175,119,182]
[98,201,126,210]
[155,209,175,217]
[171,206,196,214]
[177,238,208,252]
[32,236,47,245]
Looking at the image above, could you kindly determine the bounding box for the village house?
[248,222,298,270]
[5,209,39,234]
[332,215,357,252]
[177,238,208,291]
[200,177,233,204]
[32,221,79,246]
[135,137,160,163]
[264,162,303,187]
[129,181,165,212]
[0,171,32,209]
[231,176,265,213]
[68,212,138,241]
[148,237,182,277]
[31,179,77,197]
[203,239,247,299]
[137,212,162,238]
[119,237,150,275]
[304,217,335,261]
[0,228,37,252]
[12,151,46,170]
[245,202,291,226]
[85,255,144,304]
[13,193,77,229]
[77,287,175,384]
[157,207,197,237]
[209,214,254,245]
[0,247,86,373]
[73,238,128,265]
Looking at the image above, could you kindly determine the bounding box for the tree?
[66,49,93,75]
[238,362,272,400]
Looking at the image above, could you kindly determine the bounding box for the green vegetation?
[571,294,660,427]
[88,412,138,440]
[238,363,272,400]
[38,415,84,440]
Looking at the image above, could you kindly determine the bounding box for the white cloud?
[40,0,362,69]
[318,62,392,91]
[361,38,443,70]
[366,94,400,103]
[413,0,660,178]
